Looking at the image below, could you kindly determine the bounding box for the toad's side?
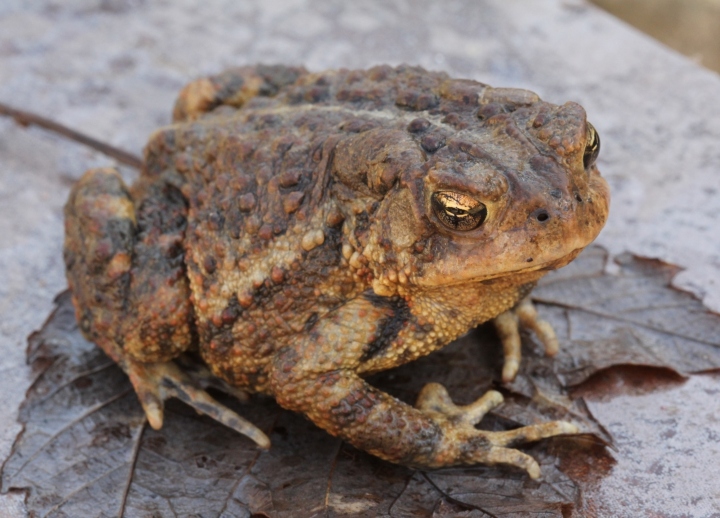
[64,65,609,478]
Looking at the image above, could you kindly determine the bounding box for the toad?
[64,64,609,478]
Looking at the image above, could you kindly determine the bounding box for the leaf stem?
[0,101,143,170]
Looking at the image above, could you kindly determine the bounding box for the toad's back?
[143,65,516,388]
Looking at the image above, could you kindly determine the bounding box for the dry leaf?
[532,247,720,385]
[3,246,720,517]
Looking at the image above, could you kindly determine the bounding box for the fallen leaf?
[532,247,720,385]
[2,246,720,517]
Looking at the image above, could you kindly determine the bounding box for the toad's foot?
[493,297,559,383]
[124,358,270,449]
[415,382,578,479]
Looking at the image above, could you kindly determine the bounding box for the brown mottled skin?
[64,64,610,478]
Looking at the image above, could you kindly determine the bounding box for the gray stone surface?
[589,374,720,516]
[1,0,719,515]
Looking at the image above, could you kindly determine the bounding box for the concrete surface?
[586,374,720,516]
[1,0,719,516]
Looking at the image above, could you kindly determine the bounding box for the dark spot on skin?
[396,90,439,111]
[273,221,287,236]
[575,192,583,203]
[258,224,273,240]
[304,312,319,331]
[442,113,460,126]
[165,240,184,261]
[313,75,330,86]
[226,208,243,239]
[326,385,384,429]
[407,118,431,133]
[105,219,134,256]
[452,140,492,161]
[207,211,224,231]
[255,114,282,129]
[221,297,242,325]
[305,86,330,103]
[361,291,411,362]
[476,103,504,120]
[485,112,510,125]
[325,206,345,227]
[278,170,302,188]
[421,133,446,153]
[355,211,370,233]
[526,258,534,263]
[532,107,551,127]
[341,119,377,133]
[203,256,217,274]
[550,189,562,199]
[282,191,304,214]
[367,65,390,81]
[238,193,256,211]
[271,266,285,284]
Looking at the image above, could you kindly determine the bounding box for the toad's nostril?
[532,209,550,222]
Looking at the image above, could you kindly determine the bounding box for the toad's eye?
[583,122,600,169]
[431,191,487,231]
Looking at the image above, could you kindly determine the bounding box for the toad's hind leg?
[64,168,269,448]
[172,64,308,122]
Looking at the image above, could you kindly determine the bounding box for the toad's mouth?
[535,247,584,272]
[495,246,585,277]
[421,247,586,288]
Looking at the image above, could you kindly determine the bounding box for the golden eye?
[583,122,600,169]
[431,191,487,231]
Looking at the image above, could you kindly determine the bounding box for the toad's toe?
[125,358,270,448]
[416,382,503,426]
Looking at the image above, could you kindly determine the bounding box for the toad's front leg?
[494,297,559,382]
[268,296,578,478]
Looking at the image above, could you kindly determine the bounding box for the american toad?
[64,64,609,478]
